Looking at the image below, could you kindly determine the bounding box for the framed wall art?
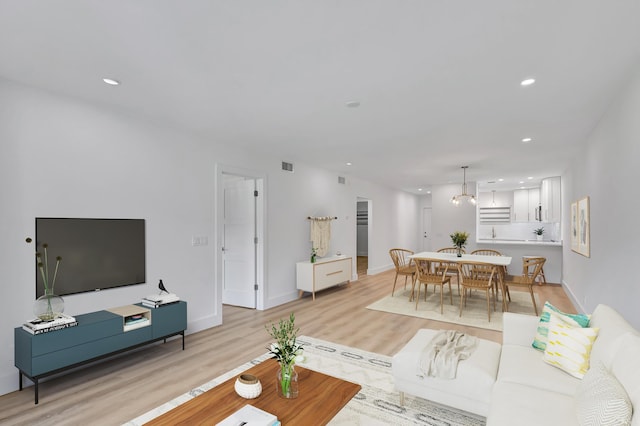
[570,201,579,253]
[577,196,590,257]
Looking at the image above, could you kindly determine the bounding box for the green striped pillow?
[532,301,591,351]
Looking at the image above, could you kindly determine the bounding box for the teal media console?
[14,301,187,404]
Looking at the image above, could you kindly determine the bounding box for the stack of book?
[123,313,151,331]
[216,404,279,426]
[141,293,180,308]
[22,313,78,335]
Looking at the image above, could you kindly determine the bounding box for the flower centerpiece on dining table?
[450,231,469,257]
[265,313,304,399]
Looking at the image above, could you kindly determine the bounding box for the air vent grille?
[281,161,294,172]
[338,176,346,185]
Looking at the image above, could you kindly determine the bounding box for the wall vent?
[338,176,346,185]
[281,161,294,172]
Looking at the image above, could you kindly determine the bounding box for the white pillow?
[575,361,632,426]
[543,317,599,379]
[610,333,640,424]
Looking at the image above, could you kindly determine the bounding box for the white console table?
[296,256,352,300]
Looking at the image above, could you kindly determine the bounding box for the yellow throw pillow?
[543,318,599,379]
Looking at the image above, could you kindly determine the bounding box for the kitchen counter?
[476,238,562,247]
[475,239,563,283]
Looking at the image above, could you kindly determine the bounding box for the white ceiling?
[1,1,639,193]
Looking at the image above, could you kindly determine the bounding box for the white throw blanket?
[417,330,478,380]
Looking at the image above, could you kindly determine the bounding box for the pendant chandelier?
[451,166,476,206]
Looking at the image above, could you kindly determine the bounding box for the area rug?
[366,288,541,331]
[125,336,485,426]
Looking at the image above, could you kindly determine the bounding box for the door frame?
[216,164,266,317]
[355,197,372,278]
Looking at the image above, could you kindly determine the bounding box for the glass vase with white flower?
[265,313,304,398]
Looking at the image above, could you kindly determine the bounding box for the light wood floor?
[0,269,574,425]
[357,256,368,276]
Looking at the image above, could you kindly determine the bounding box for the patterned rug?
[125,336,485,426]
[366,288,540,331]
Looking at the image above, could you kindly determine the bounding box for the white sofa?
[392,304,639,425]
[487,304,640,426]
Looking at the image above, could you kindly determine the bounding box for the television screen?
[35,218,146,297]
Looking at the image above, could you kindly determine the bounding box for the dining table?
[409,251,513,311]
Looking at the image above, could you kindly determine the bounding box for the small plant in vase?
[266,313,305,399]
[26,237,64,320]
[310,247,317,263]
[533,227,545,241]
[450,231,469,257]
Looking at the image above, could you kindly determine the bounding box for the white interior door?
[222,175,256,308]
[421,207,432,252]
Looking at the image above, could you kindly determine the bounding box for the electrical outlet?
[191,236,208,246]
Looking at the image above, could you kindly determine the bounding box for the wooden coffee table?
[145,358,361,425]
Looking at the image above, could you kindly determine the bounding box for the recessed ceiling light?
[522,137,532,143]
[519,181,524,184]
[103,78,120,86]
[498,178,504,182]
[346,162,352,166]
[527,176,533,180]
[520,78,536,86]
[418,188,423,191]
[345,100,360,108]
[427,190,431,194]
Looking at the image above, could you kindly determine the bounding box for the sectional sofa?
[488,304,638,425]
[393,304,639,425]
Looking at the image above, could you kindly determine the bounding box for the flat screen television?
[35,218,146,297]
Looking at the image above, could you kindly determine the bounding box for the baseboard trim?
[561,279,586,313]
[367,263,395,276]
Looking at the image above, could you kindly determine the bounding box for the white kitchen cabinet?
[296,256,352,300]
[540,177,561,222]
[513,188,540,222]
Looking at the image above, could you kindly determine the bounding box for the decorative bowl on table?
[234,374,262,399]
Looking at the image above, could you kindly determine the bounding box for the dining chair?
[470,249,505,299]
[503,257,546,315]
[436,247,465,294]
[469,249,503,276]
[388,248,416,296]
[523,255,547,285]
[413,259,453,313]
[457,262,497,321]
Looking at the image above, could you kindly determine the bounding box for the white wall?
[431,183,478,251]
[561,65,640,328]
[0,78,420,395]
[350,177,421,274]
